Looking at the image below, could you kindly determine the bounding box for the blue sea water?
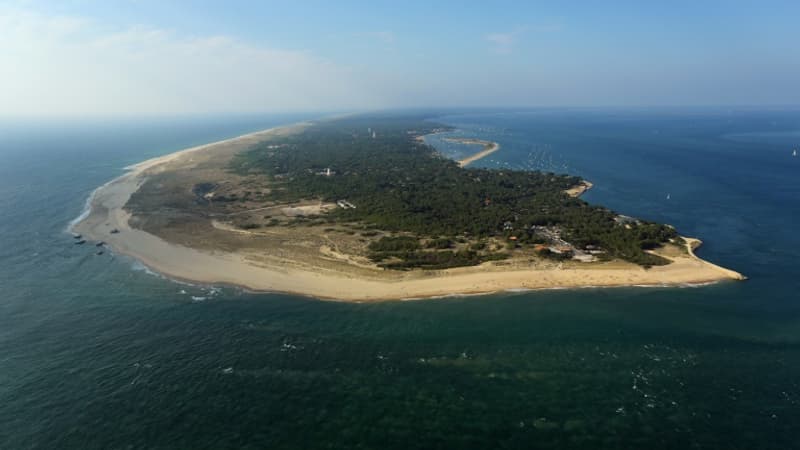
[1,109,799,449]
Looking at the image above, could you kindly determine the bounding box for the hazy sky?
[2,0,799,116]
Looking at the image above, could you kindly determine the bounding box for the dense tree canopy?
[231,115,677,268]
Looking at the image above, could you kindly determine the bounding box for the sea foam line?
[65,169,128,232]
[66,184,101,232]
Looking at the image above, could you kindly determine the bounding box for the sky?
[1,0,799,117]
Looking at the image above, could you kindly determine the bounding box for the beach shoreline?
[458,141,500,167]
[418,133,501,167]
[565,180,594,197]
[72,125,745,302]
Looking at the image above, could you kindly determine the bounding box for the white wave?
[129,259,163,278]
[122,254,226,293]
[399,291,497,301]
[66,184,101,232]
[205,287,222,297]
[65,169,127,232]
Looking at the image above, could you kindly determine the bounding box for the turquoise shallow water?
[1,110,799,449]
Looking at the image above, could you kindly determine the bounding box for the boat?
[72,233,82,239]
[793,149,797,157]
[666,193,671,200]
[95,241,105,247]
[74,239,86,245]
[109,228,120,234]
[96,250,104,256]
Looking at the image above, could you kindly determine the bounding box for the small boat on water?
[96,241,105,247]
[793,149,797,157]
[110,228,120,234]
[74,239,86,245]
[96,250,104,256]
[72,233,82,239]
[666,193,671,200]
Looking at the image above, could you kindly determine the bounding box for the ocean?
[1,109,798,449]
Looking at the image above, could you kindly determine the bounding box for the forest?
[230,114,677,268]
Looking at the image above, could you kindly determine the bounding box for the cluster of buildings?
[528,225,604,262]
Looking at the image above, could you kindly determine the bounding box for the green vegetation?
[231,114,677,268]
[427,238,453,249]
[366,235,509,270]
[368,236,421,253]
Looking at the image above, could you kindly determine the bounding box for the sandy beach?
[73,126,745,302]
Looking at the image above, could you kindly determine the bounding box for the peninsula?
[72,114,745,301]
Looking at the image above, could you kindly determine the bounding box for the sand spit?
[457,141,501,167]
[565,180,594,197]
